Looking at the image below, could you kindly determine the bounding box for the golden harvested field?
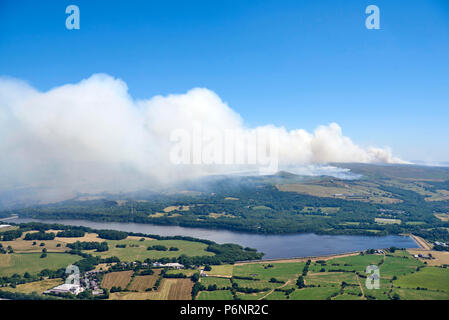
[208,213,235,219]
[167,278,194,300]
[407,249,449,266]
[1,278,63,295]
[109,291,155,300]
[163,205,190,213]
[93,263,112,271]
[425,190,449,202]
[0,238,67,253]
[434,213,449,222]
[101,270,133,290]
[109,278,193,300]
[128,270,161,291]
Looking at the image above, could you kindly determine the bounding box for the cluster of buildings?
[43,261,186,297]
[83,270,103,295]
[434,241,448,247]
[44,270,104,296]
[413,253,434,260]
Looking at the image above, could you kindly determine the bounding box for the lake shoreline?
[2,216,419,260]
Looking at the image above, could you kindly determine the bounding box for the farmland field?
[289,287,341,300]
[128,270,161,291]
[166,278,194,300]
[101,270,133,290]
[208,265,233,277]
[236,291,268,300]
[314,254,384,273]
[391,288,449,300]
[233,279,280,290]
[305,272,358,286]
[197,290,233,300]
[200,277,232,289]
[333,293,364,300]
[393,267,449,291]
[233,262,305,281]
[276,181,400,204]
[380,255,423,279]
[110,278,194,300]
[0,238,68,253]
[0,278,63,295]
[407,250,449,266]
[165,268,197,277]
[87,239,213,261]
[0,253,81,276]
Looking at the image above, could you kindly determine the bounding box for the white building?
[44,284,84,296]
[152,262,184,269]
[0,224,11,229]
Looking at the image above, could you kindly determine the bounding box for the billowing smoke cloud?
[0,74,406,195]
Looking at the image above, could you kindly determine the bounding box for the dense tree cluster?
[24,231,55,241]
[56,229,85,238]
[67,241,109,252]
[0,229,22,241]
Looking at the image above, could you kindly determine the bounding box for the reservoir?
[5,217,419,260]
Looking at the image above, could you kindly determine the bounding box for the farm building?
[414,253,434,260]
[152,262,184,269]
[44,284,84,295]
[0,224,11,229]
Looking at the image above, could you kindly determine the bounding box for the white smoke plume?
[0,73,406,194]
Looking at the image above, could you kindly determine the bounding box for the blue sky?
[1,0,448,162]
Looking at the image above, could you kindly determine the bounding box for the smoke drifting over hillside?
[0,74,406,194]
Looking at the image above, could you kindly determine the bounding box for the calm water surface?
[5,218,418,259]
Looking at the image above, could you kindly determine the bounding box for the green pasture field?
[236,291,269,300]
[288,287,341,300]
[391,287,449,300]
[200,277,232,289]
[84,239,214,261]
[197,290,233,300]
[380,256,423,279]
[0,253,81,276]
[232,262,305,281]
[207,264,233,277]
[305,272,358,286]
[332,293,364,300]
[393,267,449,291]
[233,279,281,290]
